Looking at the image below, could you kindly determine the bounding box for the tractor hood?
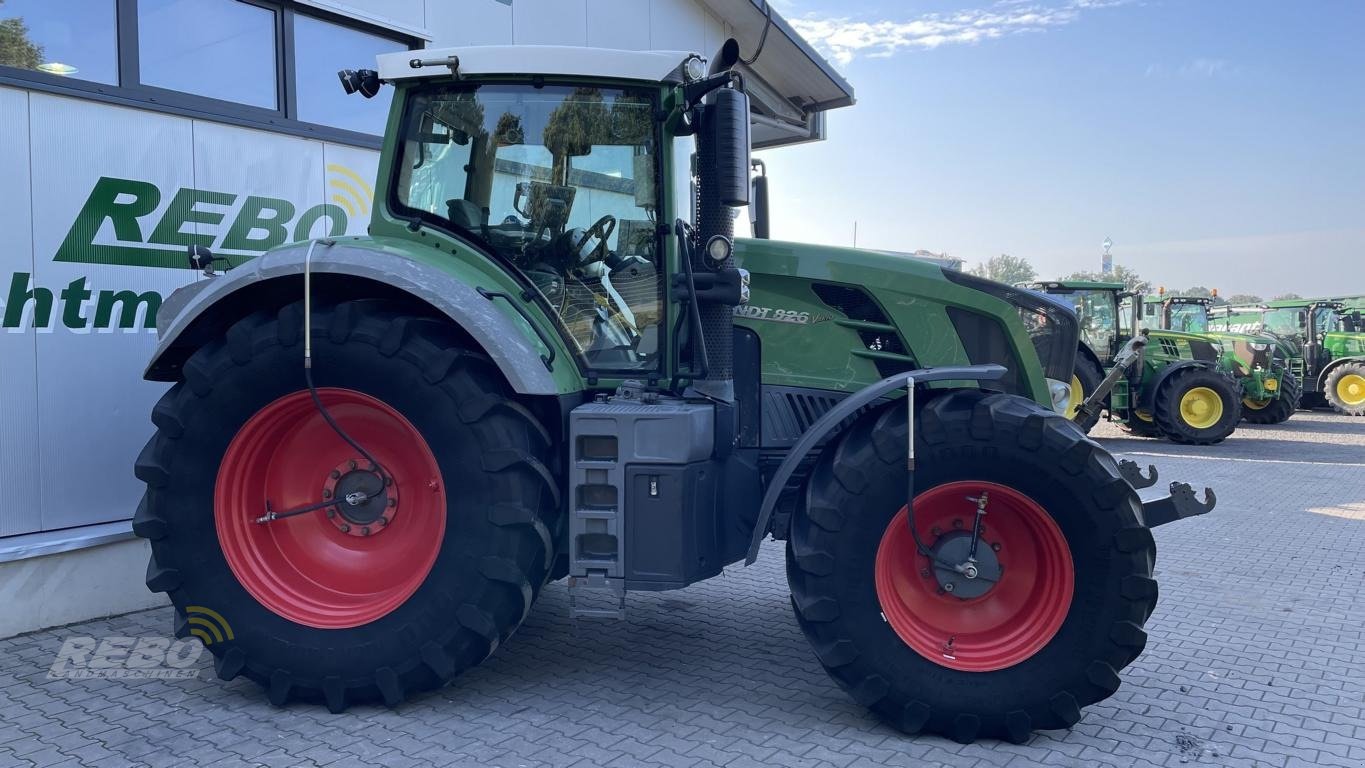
[1143,329,1223,363]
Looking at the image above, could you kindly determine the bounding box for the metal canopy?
[699,0,856,148]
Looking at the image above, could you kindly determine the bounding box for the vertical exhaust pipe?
[691,39,751,401]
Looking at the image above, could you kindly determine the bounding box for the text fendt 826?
[1212,299,1365,416]
[132,43,1216,743]
[1137,292,1298,424]
[1027,281,1243,444]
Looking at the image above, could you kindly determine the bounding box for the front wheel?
[1325,362,1365,416]
[787,391,1156,743]
[1153,367,1242,444]
[1243,370,1300,424]
[133,300,560,711]
[1067,355,1105,433]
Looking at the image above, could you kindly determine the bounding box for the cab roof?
[377,45,697,84]
[1029,280,1126,291]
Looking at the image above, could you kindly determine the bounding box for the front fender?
[146,238,578,395]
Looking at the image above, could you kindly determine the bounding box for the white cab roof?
[377,46,698,83]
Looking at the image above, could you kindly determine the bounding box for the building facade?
[0,0,850,636]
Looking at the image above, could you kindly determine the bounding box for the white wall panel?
[649,0,708,53]
[585,0,651,50]
[513,0,588,46]
[426,0,514,46]
[0,87,41,537]
[27,94,196,531]
[316,0,425,31]
[323,143,383,236]
[193,120,326,248]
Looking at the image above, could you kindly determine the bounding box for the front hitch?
[1117,458,1215,527]
[1075,334,1147,425]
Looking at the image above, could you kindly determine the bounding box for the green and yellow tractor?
[1134,293,1297,424]
[131,42,1215,743]
[1211,299,1365,415]
[1026,280,1243,443]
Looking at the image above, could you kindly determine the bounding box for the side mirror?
[709,86,751,208]
[749,161,769,239]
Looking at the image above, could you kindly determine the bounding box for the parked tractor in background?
[1211,300,1365,416]
[132,43,1216,743]
[1026,280,1242,443]
[1134,292,1297,424]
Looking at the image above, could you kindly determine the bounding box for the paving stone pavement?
[1,411,1363,767]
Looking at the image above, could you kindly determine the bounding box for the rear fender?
[146,240,575,395]
[1136,359,1220,413]
[1318,355,1365,391]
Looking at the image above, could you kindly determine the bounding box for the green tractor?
[1133,293,1298,424]
[132,43,1215,743]
[1211,299,1365,415]
[1026,281,1242,443]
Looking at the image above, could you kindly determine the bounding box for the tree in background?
[968,254,1036,284]
[0,1,43,70]
[1061,264,1151,295]
[1226,294,1263,305]
[1272,293,1303,301]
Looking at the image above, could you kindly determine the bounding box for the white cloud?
[790,0,1131,65]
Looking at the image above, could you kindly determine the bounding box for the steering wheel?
[569,214,617,266]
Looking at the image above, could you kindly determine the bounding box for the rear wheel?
[1243,371,1300,424]
[1153,367,1242,444]
[1325,362,1365,416]
[134,300,560,711]
[1066,355,1105,433]
[787,391,1156,743]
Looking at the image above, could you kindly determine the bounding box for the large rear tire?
[787,391,1156,743]
[133,300,560,711]
[1242,370,1300,424]
[1324,362,1365,416]
[1153,367,1242,444]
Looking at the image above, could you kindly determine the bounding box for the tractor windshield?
[1167,302,1208,333]
[392,83,664,372]
[1057,290,1117,354]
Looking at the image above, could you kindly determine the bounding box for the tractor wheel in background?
[1153,367,1242,445]
[1324,362,1365,416]
[133,300,560,711]
[1066,355,1105,433]
[1117,410,1162,438]
[788,390,1156,744]
[1242,371,1301,425]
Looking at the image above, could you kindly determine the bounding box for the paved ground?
[2,411,1364,768]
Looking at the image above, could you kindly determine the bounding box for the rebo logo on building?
[2,165,373,332]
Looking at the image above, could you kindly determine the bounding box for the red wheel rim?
[874,481,1074,672]
[215,388,446,629]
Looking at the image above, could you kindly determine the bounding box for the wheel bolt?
[920,568,931,578]
[330,470,340,479]
[943,582,955,593]
[326,510,335,519]
[340,524,351,533]
[385,477,393,487]
[361,527,371,536]
[387,498,396,507]
[952,518,963,529]
[428,480,440,492]
[349,460,357,471]
[991,542,1002,552]
[379,516,389,526]
[931,526,941,536]
[323,490,332,499]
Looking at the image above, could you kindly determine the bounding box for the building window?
[138,0,279,109]
[293,14,405,135]
[0,0,118,84]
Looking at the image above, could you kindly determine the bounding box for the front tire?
[133,300,560,711]
[1242,370,1300,425]
[787,391,1156,743]
[1153,367,1242,444]
[1325,362,1365,416]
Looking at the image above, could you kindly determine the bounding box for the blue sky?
[756,0,1364,297]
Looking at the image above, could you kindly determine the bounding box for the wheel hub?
[929,531,1001,599]
[1339,374,1365,406]
[323,459,397,535]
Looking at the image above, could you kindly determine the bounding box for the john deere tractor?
[132,43,1215,743]
[1211,299,1365,416]
[1026,281,1242,443]
[1135,293,1297,424]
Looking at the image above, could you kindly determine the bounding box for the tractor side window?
[393,83,663,373]
[1070,290,1115,354]
[1314,308,1340,335]
[1262,308,1304,337]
